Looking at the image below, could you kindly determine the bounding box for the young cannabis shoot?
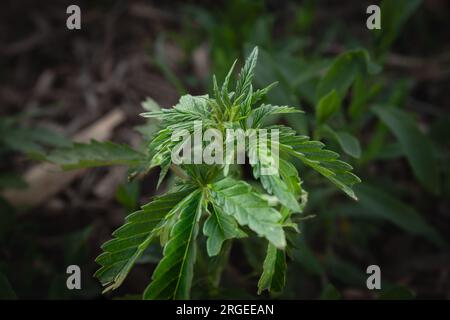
[91,47,360,299]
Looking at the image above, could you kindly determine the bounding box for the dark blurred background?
[0,0,449,299]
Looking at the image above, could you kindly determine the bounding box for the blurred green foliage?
[151,0,447,298]
[1,0,448,299]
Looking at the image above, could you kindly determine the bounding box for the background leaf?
[373,106,439,194]
[316,49,379,102]
[354,184,444,246]
[378,285,415,300]
[319,283,341,300]
[0,273,17,299]
[47,140,147,170]
[322,126,361,159]
[374,0,422,57]
[316,90,341,125]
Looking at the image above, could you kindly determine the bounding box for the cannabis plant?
[50,47,360,299]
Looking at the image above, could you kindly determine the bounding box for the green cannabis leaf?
[144,190,203,299]
[203,204,247,256]
[94,188,193,292]
[46,46,360,299]
[210,178,286,249]
[277,126,361,199]
[258,243,286,294]
[46,140,147,170]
